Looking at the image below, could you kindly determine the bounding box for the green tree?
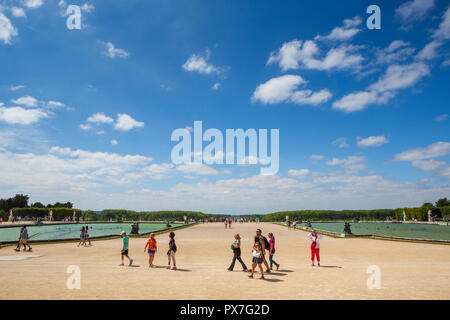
[31,202,45,208]
[435,198,450,207]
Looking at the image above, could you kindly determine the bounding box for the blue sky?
[0,0,449,213]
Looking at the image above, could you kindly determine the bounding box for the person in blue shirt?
[119,231,133,266]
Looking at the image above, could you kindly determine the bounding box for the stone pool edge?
[272,222,450,245]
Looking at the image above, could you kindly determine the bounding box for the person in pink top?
[307,230,323,266]
[267,233,280,270]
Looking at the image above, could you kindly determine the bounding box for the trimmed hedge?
[12,207,82,220]
[263,209,395,222]
[99,210,208,222]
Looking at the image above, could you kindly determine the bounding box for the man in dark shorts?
[255,229,271,273]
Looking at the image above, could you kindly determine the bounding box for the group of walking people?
[227,228,280,279]
[227,228,324,279]
[119,230,177,270]
[77,226,92,247]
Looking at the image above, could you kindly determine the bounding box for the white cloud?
[111,139,118,146]
[267,39,363,72]
[212,82,221,90]
[369,62,430,92]
[79,124,92,131]
[310,154,325,160]
[251,75,331,106]
[434,114,448,122]
[393,141,450,162]
[114,113,144,131]
[333,62,430,112]
[433,6,450,40]
[416,40,442,60]
[326,155,366,173]
[87,112,114,124]
[182,49,227,75]
[103,42,130,59]
[412,159,446,171]
[332,137,349,149]
[0,12,18,44]
[176,163,219,176]
[24,0,43,9]
[10,95,38,107]
[357,135,389,147]
[395,0,435,24]
[376,40,416,64]
[81,3,94,13]
[315,16,362,41]
[10,85,25,91]
[46,101,65,108]
[0,106,48,125]
[288,169,310,179]
[443,59,450,67]
[11,7,26,18]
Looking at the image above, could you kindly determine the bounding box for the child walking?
[167,232,177,270]
[307,230,323,266]
[268,233,280,270]
[227,234,248,272]
[248,239,264,279]
[120,231,133,266]
[144,233,157,268]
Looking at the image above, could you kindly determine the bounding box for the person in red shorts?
[307,230,323,267]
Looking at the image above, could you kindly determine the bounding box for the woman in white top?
[307,230,323,267]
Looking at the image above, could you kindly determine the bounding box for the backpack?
[262,236,270,250]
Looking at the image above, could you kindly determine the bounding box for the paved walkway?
[1,222,449,299]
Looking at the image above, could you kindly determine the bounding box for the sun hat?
[120,230,126,235]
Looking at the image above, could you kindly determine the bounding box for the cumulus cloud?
[416,40,442,61]
[0,12,18,44]
[326,155,366,173]
[211,83,221,90]
[176,163,219,176]
[332,137,349,149]
[392,141,450,162]
[87,112,114,124]
[433,6,450,40]
[24,0,43,9]
[376,40,416,64]
[315,16,362,41]
[395,0,435,24]
[103,42,130,59]
[333,62,430,112]
[288,169,310,179]
[357,135,389,147]
[267,39,363,72]
[11,7,26,18]
[111,139,118,146]
[251,75,331,106]
[310,154,325,160]
[0,106,48,125]
[182,49,228,76]
[114,113,144,131]
[10,95,38,107]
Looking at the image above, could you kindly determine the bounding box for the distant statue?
[306,220,312,228]
[403,210,406,222]
[49,210,53,221]
[166,220,172,228]
[344,221,352,234]
[130,222,139,235]
[428,209,432,222]
[8,209,13,222]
